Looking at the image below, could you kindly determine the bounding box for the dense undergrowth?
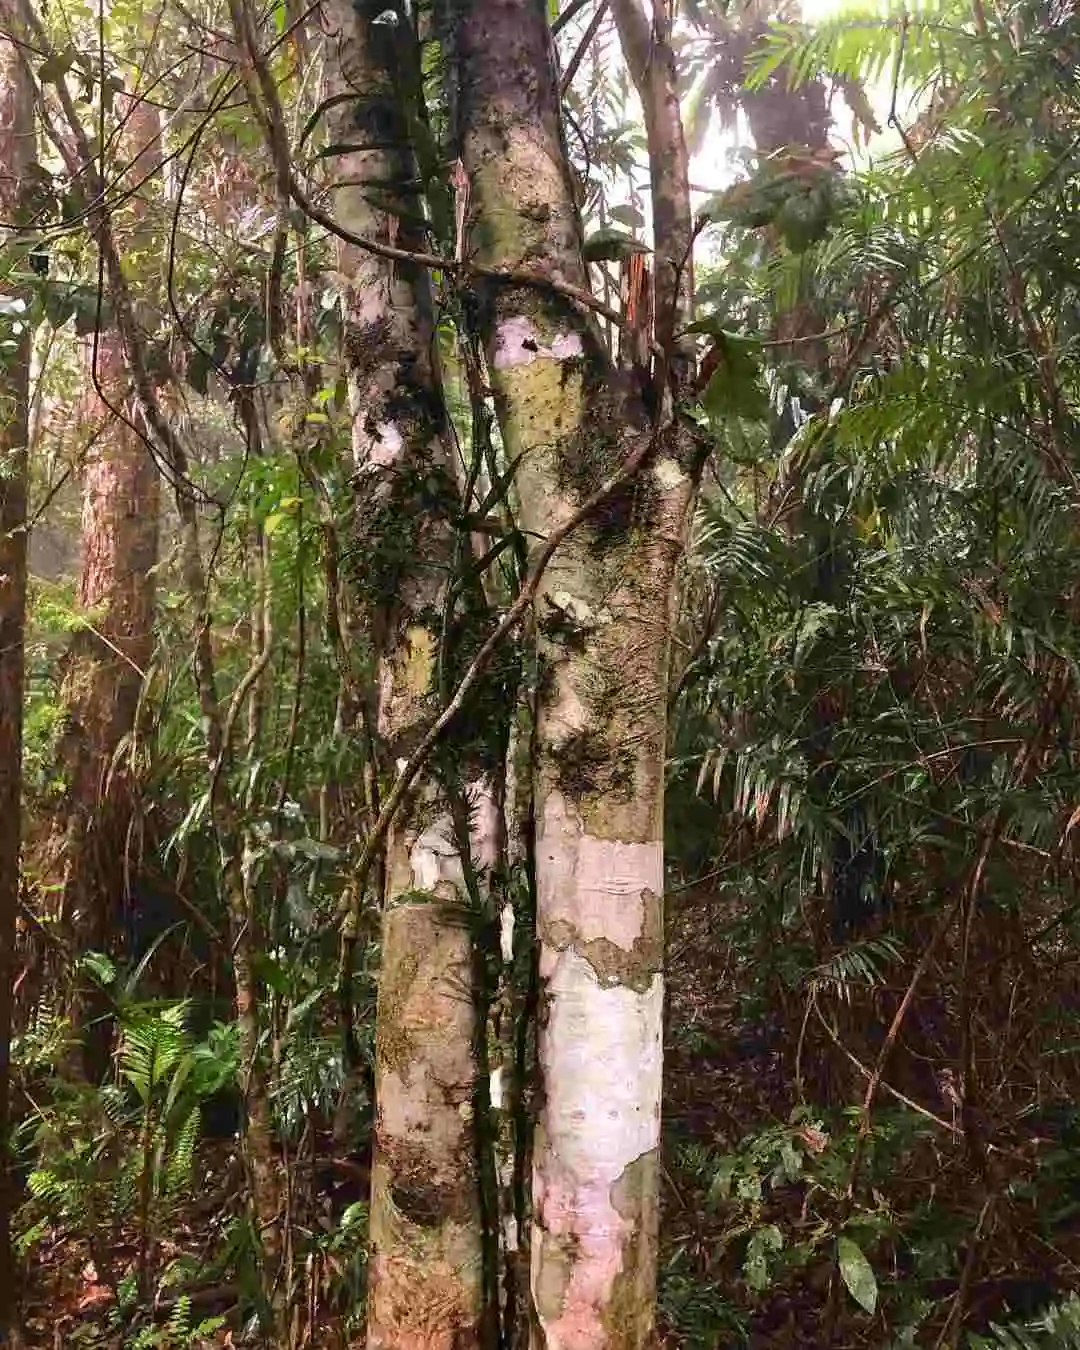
[7,0,1080,1343]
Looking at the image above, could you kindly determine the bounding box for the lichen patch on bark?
[368,904,484,1347]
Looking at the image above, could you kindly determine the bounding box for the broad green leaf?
[700,333,770,423]
[608,203,646,228]
[838,1236,877,1315]
[77,950,117,988]
[583,227,651,263]
[745,1224,783,1292]
[38,45,77,84]
[707,1154,738,1202]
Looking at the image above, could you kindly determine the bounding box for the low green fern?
[970,1295,1080,1349]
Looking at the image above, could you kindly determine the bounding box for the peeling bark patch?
[531,1150,660,1349]
[602,1149,660,1344]
[538,807,661,948]
[367,1248,483,1350]
[373,420,405,462]
[390,1173,446,1227]
[493,315,585,368]
[575,926,662,992]
[382,1143,478,1228]
[536,802,664,987]
[653,456,687,490]
[409,812,466,896]
[551,332,584,359]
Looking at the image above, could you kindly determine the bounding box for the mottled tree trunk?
[323,3,491,1344]
[55,96,162,1079]
[0,10,33,1335]
[368,901,486,1347]
[453,1,695,1344]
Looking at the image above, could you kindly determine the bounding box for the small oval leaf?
[838,1236,877,1315]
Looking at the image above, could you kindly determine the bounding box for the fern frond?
[745,0,977,95]
[970,1294,1080,1348]
[807,936,905,1001]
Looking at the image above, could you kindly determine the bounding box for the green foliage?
[16,999,239,1285]
[838,1235,878,1315]
[971,1297,1080,1350]
[126,1298,226,1350]
[15,0,1080,1341]
[659,1248,749,1347]
[744,0,978,96]
[582,227,651,262]
[664,0,1080,1341]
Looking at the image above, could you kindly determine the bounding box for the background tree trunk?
[54,95,162,1080]
[0,9,34,1336]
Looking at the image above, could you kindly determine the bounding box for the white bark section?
[533,950,663,1348]
[404,777,498,898]
[538,792,662,953]
[408,812,463,896]
[653,456,688,490]
[352,416,405,468]
[538,951,663,1170]
[467,775,499,873]
[493,315,584,368]
[379,1059,446,1138]
[500,900,515,963]
[546,682,591,743]
[550,591,613,626]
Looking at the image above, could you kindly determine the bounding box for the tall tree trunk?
[323,3,491,1344]
[453,1,695,1343]
[0,8,33,1337]
[55,94,162,1079]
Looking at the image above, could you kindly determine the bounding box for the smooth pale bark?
[323,3,491,1344]
[454,1,696,1344]
[0,10,33,1335]
[53,95,161,1079]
